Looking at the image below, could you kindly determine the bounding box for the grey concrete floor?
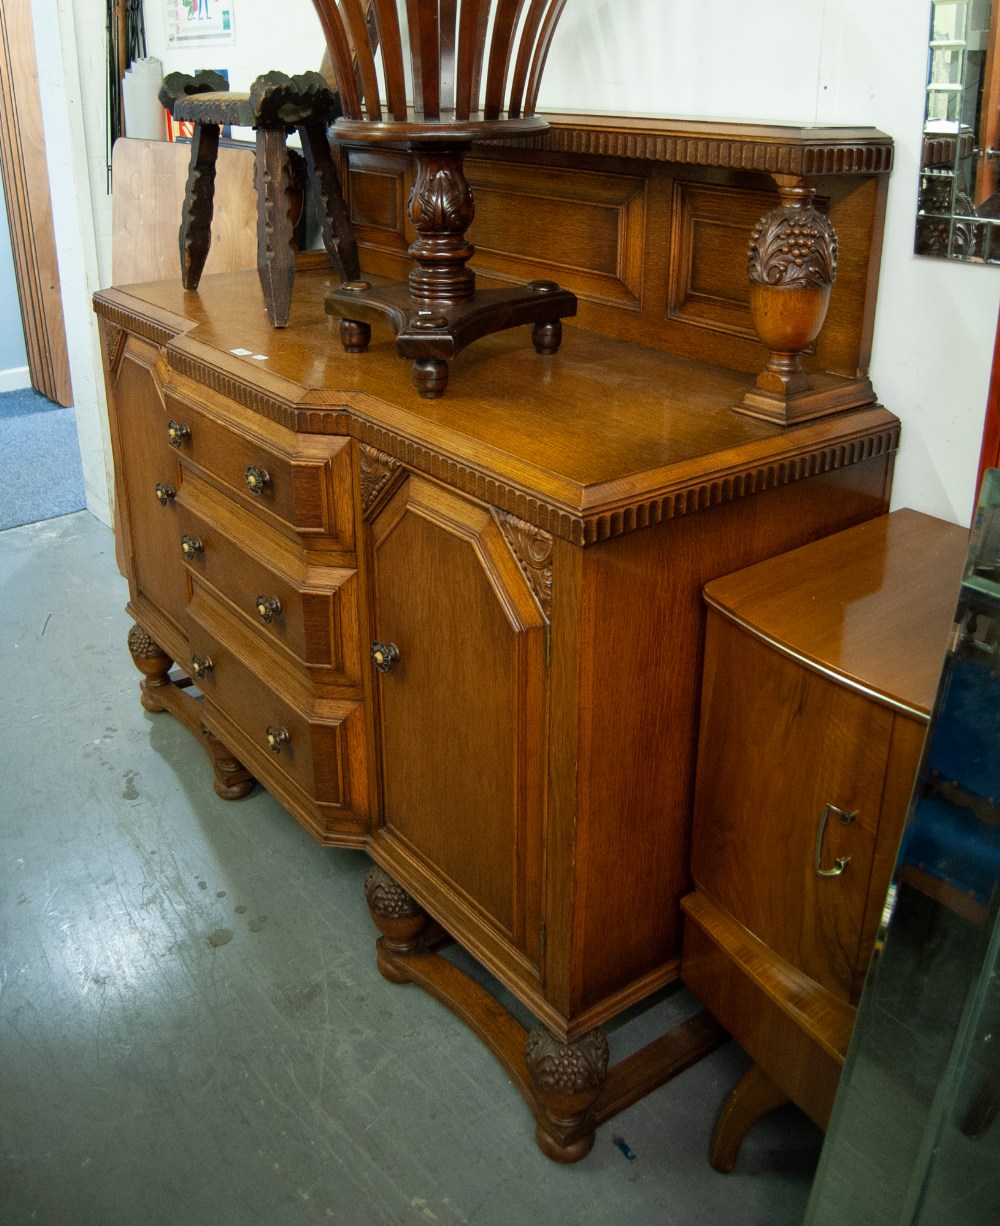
[1,511,822,1225]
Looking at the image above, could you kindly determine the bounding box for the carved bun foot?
[204,731,255,800]
[364,865,429,974]
[127,624,174,712]
[340,318,371,353]
[531,320,563,355]
[412,358,449,399]
[525,1025,610,1163]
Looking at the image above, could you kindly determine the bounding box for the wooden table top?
[703,509,970,717]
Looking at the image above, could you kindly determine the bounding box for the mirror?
[916,0,1000,262]
[804,468,1000,1224]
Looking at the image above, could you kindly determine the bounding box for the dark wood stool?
[158,69,359,327]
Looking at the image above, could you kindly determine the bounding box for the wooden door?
[110,336,188,639]
[368,473,548,969]
[691,615,895,1003]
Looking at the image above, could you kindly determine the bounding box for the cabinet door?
[368,474,548,970]
[692,615,895,1002]
[109,336,189,636]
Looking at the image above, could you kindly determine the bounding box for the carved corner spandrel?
[359,443,405,514]
[496,510,554,621]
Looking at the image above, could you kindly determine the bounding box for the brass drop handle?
[191,654,214,679]
[815,803,856,877]
[180,533,204,559]
[371,641,400,673]
[167,419,191,447]
[154,482,176,506]
[245,465,270,496]
[255,594,282,625]
[266,725,290,752]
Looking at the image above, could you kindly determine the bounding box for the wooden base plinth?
[326,278,577,398]
[127,624,255,800]
[364,867,726,1162]
[734,372,877,426]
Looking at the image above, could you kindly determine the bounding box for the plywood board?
[111,138,258,287]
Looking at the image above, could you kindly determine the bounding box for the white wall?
[48,0,1000,528]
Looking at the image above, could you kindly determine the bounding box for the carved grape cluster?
[364,865,422,919]
[748,206,838,288]
[127,624,166,659]
[524,1026,610,1093]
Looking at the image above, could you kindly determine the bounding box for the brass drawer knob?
[191,654,214,679]
[167,419,191,447]
[180,533,204,559]
[266,725,290,752]
[154,482,176,506]
[255,594,282,624]
[245,465,271,496]
[371,641,400,673]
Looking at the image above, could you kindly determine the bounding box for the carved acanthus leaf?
[359,444,403,510]
[497,511,554,620]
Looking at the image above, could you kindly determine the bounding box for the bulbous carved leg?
[525,1025,610,1163]
[340,318,371,353]
[363,865,429,984]
[411,358,449,399]
[127,624,173,712]
[531,321,563,355]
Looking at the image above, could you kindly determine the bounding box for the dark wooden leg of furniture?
[178,124,220,291]
[525,1025,610,1163]
[254,127,298,328]
[361,863,727,1162]
[297,116,360,281]
[126,623,255,801]
[339,319,371,353]
[709,1062,791,1173]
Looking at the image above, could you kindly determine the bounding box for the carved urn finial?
[736,179,875,425]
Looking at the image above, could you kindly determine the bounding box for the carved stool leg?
[179,121,221,291]
[709,1062,790,1173]
[525,1025,610,1163]
[363,865,429,985]
[127,624,174,713]
[297,116,360,281]
[255,127,297,328]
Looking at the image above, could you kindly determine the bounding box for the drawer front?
[177,503,355,675]
[163,392,352,542]
[187,610,348,806]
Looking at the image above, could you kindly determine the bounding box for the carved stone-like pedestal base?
[127,623,255,800]
[362,863,727,1162]
[327,278,577,398]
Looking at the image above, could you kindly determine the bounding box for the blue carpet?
[0,387,87,531]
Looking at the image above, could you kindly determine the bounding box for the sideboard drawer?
[186,599,350,807]
[177,503,357,677]
[163,392,353,542]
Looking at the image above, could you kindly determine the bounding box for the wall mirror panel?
[916,0,1000,261]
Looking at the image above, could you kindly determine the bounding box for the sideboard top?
[95,269,899,545]
[491,113,894,177]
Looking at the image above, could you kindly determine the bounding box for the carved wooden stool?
[158,69,359,327]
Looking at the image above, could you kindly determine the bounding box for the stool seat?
[158,69,359,327]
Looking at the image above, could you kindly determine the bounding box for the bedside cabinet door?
[367,474,548,972]
[692,615,895,1002]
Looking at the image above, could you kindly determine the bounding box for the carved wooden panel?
[667,181,776,339]
[345,147,410,257]
[467,159,645,309]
